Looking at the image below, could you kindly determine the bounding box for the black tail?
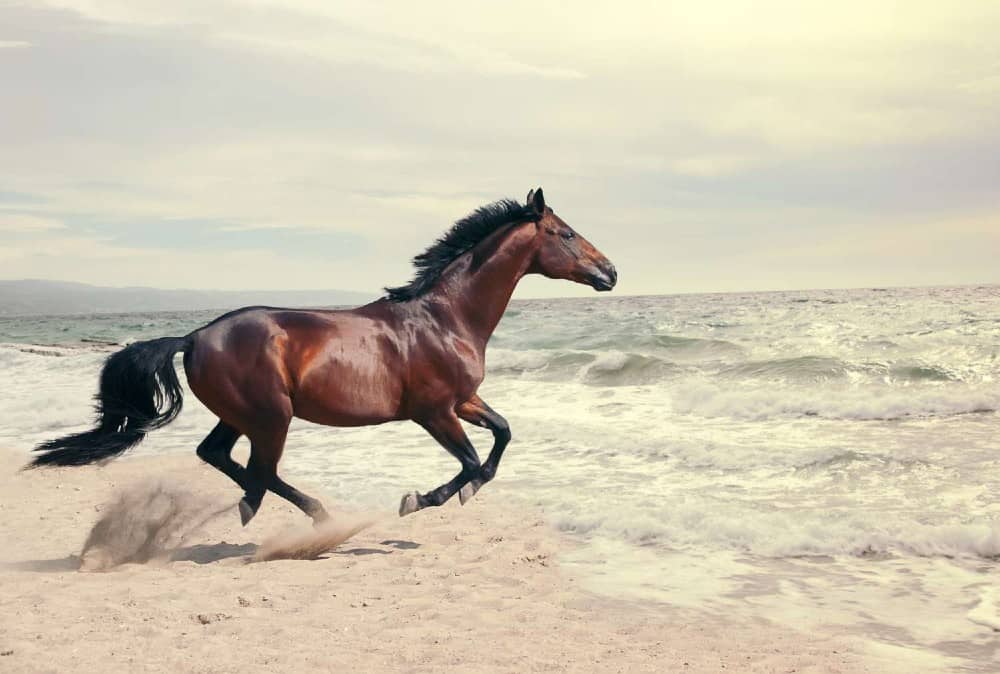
[29,336,190,468]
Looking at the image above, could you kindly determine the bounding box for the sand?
[0,448,879,673]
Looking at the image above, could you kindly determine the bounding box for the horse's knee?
[494,424,511,449]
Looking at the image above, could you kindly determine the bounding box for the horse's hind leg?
[196,421,247,490]
[241,420,329,525]
[239,433,278,526]
[268,475,330,524]
[198,421,276,525]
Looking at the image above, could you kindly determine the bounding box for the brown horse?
[30,188,617,524]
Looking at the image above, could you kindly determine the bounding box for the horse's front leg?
[399,412,481,517]
[456,395,510,505]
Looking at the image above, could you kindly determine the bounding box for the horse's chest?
[449,339,484,389]
[411,339,484,403]
[455,358,485,394]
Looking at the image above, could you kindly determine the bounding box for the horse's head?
[526,188,617,292]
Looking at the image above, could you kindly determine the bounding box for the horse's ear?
[526,188,535,205]
[528,186,545,215]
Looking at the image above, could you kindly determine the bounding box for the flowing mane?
[384,198,537,302]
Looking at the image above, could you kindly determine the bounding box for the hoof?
[238,499,257,526]
[399,492,421,517]
[311,509,331,528]
[459,480,483,505]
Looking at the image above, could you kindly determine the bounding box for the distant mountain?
[0,280,374,316]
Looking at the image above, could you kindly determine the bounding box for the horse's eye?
[561,231,575,240]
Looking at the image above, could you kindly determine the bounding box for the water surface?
[2,285,998,670]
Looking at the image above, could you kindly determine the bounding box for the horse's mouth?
[586,265,617,292]
[587,272,616,292]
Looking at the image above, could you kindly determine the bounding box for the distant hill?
[0,280,374,316]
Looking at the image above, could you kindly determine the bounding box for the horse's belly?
[294,402,399,427]
[292,363,403,427]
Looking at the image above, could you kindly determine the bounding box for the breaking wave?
[488,348,681,386]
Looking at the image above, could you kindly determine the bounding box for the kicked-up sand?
[0,447,884,673]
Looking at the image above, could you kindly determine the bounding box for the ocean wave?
[582,352,680,386]
[886,364,955,382]
[791,449,932,472]
[792,449,869,470]
[487,349,595,381]
[720,356,853,382]
[968,588,1000,632]
[719,356,961,384]
[0,341,118,357]
[551,505,1000,560]
[670,383,999,420]
[587,333,745,360]
[487,348,681,386]
[502,331,746,361]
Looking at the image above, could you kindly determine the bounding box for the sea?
[1,285,998,671]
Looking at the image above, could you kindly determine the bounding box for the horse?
[29,188,617,525]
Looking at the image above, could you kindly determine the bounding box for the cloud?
[39,0,586,79]
[1,1,998,294]
[669,155,757,178]
[0,235,372,290]
[0,213,65,232]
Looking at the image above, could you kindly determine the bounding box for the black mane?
[384,198,536,302]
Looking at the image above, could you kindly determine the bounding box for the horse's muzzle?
[587,263,617,292]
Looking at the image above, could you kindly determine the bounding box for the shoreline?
[1,448,882,673]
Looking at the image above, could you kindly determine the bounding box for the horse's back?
[184,306,406,430]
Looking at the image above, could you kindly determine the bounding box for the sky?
[1,1,998,298]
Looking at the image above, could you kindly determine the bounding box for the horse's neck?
[432,223,536,345]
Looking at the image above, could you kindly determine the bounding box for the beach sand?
[0,448,877,673]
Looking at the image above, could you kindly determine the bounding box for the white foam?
[670,381,1000,420]
[968,588,1000,632]
[549,492,1000,560]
